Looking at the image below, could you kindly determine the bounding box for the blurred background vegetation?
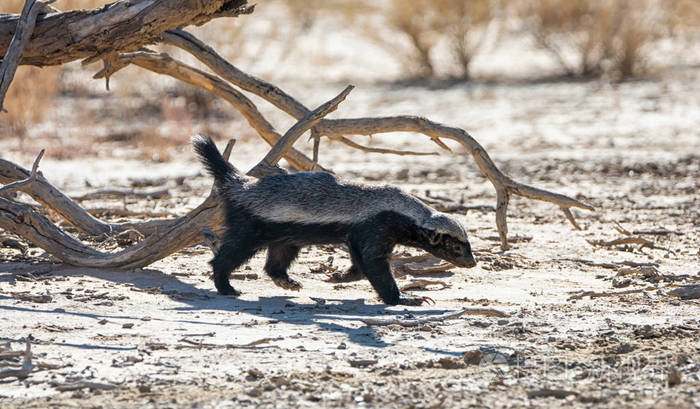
[1,0,698,160]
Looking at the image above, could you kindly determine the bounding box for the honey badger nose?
[456,255,477,268]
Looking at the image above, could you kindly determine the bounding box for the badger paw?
[272,277,302,291]
[216,284,242,297]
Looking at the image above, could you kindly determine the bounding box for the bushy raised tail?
[192,135,244,187]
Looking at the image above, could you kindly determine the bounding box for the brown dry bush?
[1,0,109,146]
[519,0,674,79]
[339,0,495,80]
[0,66,60,145]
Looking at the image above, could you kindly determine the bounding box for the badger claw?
[272,277,302,291]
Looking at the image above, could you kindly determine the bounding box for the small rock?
[349,359,377,368]
[122,323,134,329]
[668,367,682,387]
[463,350,482,365]
[246,387,262,397]
[98,319,108,325]
[438,357,465,369]
[247,368,264,380]
[337,342,347,350]
[612,277,632,288]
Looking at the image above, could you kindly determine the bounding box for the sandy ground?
[1,5,700,408]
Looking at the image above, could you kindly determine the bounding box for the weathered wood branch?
[361,307,509,327]
[0,0,252,67]
[0,149,44,197]
[0,338,33,380]
[162,30,595,249]
[248,84,354,177]
[0,156,178,237]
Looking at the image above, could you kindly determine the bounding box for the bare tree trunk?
[0,0,252,66]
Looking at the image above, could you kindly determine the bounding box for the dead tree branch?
[248,84,354,177]
[0,0,252,66]
[161,29,595,249]
[0,157,178,237]
[0,338,33,380]
[0,149,44,197]
[361,307,509,327]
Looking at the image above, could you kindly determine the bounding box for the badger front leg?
[347,223,428,306]
[265,243,302,291]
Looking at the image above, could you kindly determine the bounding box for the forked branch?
[161,30,595,249]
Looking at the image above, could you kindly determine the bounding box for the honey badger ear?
[429,231,443,245]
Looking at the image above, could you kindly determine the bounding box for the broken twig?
[362,307,508,327]
[0,337,33,379]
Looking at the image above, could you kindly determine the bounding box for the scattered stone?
[668,367,682,387]
[438,357,465,369]
[247,368,264,380]
[349,359,377,368]
[463,350,483,365]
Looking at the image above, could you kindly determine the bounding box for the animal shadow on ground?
[0,262,461,350]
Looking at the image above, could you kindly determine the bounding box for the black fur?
[193,136,477,306]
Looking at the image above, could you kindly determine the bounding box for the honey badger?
[193,135,476,306]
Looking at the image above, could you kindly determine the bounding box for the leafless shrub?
[519,0,673,79]
[353,0,495,79]
[434,0,494,79]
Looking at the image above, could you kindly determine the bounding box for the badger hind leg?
[265,243,302,291]
[211,238,258,296]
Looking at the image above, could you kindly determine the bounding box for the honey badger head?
[418,212,476,268]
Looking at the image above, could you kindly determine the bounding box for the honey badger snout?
[455,254,477,268]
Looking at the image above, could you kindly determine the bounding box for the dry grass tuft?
[0,66,61,145]
[667,0,700,31]
[519,0,674,79]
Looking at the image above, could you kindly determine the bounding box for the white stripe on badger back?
[225,172,469,242]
